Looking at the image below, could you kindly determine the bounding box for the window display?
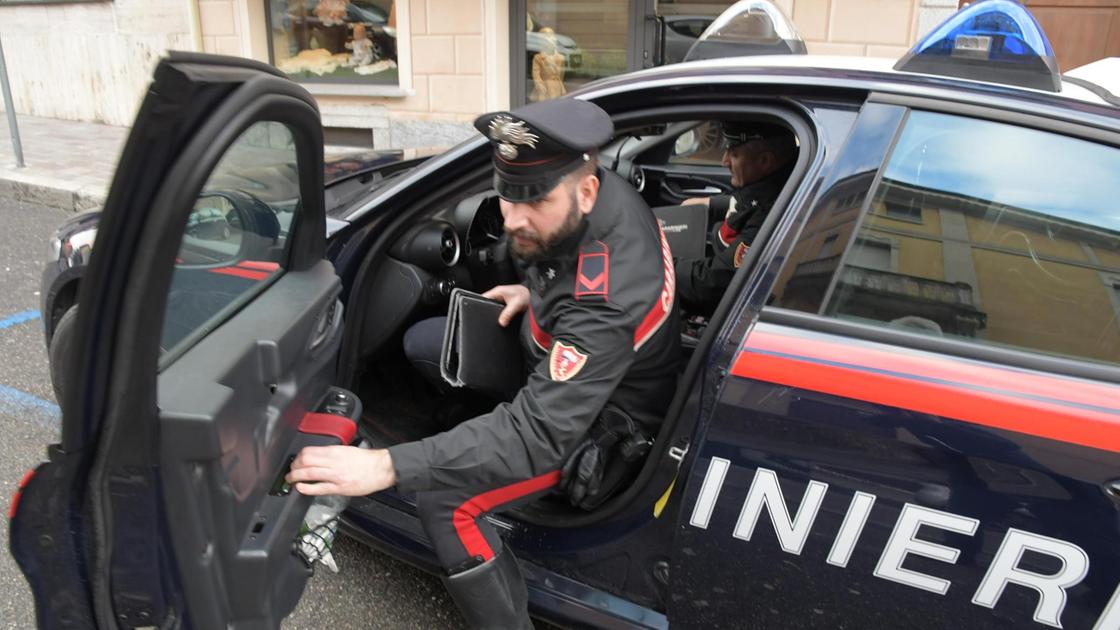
[267,0,398,84]
[523,1,627,102]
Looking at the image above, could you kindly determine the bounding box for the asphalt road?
[0,198,469,629]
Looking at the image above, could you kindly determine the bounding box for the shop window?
[523,1,628,102]
[267,0,399,85]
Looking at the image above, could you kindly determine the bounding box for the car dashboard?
[356,192,518,358]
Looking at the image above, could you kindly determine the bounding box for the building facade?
[0,0,1092,151]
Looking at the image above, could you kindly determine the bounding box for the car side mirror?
[179,191,280,268]
[674,129,701,158]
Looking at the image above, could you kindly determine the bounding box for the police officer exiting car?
[286,99,679,629]
[675,121,797,315]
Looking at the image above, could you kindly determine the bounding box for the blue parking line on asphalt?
[0,385,61,424]
[0,310,40,330]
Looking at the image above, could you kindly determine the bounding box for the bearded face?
[501,179,586,263]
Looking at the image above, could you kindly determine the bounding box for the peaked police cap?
[474,99,614,202]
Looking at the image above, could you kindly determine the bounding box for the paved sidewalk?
[0,112,370,213]
[0,113,126,212]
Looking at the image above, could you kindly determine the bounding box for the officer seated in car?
[287,98,679,629]
[674,121,797,317]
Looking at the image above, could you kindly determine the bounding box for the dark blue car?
[13,1,1120,628]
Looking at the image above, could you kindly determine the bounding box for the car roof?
[583,54,1120,120]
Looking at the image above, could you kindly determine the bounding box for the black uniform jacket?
[674,165,792,315]
[390,170,681,492]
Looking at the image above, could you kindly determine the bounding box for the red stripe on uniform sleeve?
[529,307,552,351]
[634,226,676,350]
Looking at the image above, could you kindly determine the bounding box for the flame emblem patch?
[734,242,749,268]
[549,341,588,382]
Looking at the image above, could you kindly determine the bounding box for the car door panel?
[158,262,342,626]
[639,163,732,207]
[672,320,1120,629]
[10,53,341,629]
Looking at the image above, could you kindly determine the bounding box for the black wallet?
[440,288,525,395]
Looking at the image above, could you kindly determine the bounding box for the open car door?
[10,53,354,629]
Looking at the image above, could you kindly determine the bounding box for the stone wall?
[0,0,196,126]
[786,0,948,58]
[198,0,250,56]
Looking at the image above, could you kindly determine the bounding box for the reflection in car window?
[667,18,711,38]
[161,122,299,357]
[669,121,725,166]
[802,111,1120,366]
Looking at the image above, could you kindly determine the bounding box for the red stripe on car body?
[208,267,271,281]
[732,328,1120,453]
[237,260,280,271]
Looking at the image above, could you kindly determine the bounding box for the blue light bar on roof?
[894,0,1061,92]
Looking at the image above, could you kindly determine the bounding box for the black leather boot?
[442,543,532,630]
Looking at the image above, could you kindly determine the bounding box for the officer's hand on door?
[483,284,530,327]
[286,446,397,496]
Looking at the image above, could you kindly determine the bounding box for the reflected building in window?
[776,173,1120,365]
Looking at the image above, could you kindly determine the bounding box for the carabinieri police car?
[12,1,1120,628]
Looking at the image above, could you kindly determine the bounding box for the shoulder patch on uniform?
[575,240,609,301]
[734,242,749,268]
[549,341,589,382]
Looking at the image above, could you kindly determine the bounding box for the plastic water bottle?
[295,439,370,572]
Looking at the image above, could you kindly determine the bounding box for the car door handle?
[681,186,721,194]
[1104,479,1120,503]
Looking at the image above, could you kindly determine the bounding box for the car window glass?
[161,121,299,357]
[668,121,725,166]
[667,18,711,38]
[807,110,1120,366]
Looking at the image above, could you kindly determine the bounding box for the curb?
[0,169,106,213]
[0,145,400,213]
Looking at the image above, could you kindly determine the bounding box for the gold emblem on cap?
[489,114,538,161]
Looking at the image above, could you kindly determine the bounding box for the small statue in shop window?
[530,27,567,102]
[346,23,377,67]
[315,0,349,27]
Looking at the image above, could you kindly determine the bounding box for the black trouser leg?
[402,316,448,390]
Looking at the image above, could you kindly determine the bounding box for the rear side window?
[775,110,1120,366]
